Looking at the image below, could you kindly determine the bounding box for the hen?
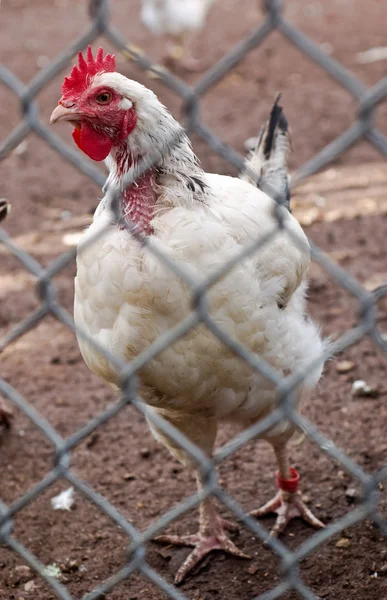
[140,0,215,71]
[50,47,326,584]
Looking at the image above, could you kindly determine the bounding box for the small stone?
[123,472,136,481]
[42,563,62,579]
[192,590,207,600]
[336,360,355,373]
[15,566,31,576]
[301,494,311,504]
[336,537,352,548]
[13,140,28,156]
[156,546,174,560]
[345,487,359,503]
[12,565,32,585]
[351,380,378,397]
[24,581,35,593]
[62,559,79,573]
[140,448,151,459]
[60,210,72,221]
[326,169,337,180]
[247,563,259,575]
[136,502,144,509]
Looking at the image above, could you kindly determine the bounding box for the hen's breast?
[75,184,324,421]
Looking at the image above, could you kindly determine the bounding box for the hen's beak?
[50,104,81,128]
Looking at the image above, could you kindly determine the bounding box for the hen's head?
[50,46,169,163]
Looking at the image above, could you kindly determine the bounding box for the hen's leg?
[148,411,248,584]
[251,443,325,536]
[0,398,13,428]
[156,474,249,584]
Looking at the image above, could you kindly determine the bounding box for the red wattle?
[72,123,112,161]
[72,128,82,150]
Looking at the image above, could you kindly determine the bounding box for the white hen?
[50,47,327,584]
[140,0,215,70]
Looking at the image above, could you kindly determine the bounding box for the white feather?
[74,74,327,451]
[51,487,75,511]
[140,0,214,36]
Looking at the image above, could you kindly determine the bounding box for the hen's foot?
[250,468,325,537]
[0,400,13,428]
[155,514,249,584]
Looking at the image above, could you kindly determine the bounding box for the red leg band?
[276,467,300,493]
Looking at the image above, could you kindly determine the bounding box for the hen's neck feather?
[104,112,210,213]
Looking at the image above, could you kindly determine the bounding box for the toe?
[269,513,289,537]
[252,491,325,536]
[154,533,199,547]
[174,534,249,584]
[174,544,208,584]
[295,498,325,529]
[250,491,283,518]
[218,535,251,559]
[219,517,239,533]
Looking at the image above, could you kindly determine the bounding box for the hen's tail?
[240,94,291,209]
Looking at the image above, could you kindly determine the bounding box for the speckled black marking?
[190,176,208,193]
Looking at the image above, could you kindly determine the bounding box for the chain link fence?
[1,0,387,598]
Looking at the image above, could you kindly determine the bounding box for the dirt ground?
[1,0,387,599]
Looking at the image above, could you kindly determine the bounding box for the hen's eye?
[96,92,112,105]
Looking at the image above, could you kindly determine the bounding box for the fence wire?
[1,0,387,599]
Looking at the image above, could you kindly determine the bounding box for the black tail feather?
[240,94,291,210]
[263,94,288,159]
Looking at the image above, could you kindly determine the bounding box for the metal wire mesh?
[1,0,387,598]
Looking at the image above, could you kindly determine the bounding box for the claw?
[155,515,249,584]
[251,490,325,537]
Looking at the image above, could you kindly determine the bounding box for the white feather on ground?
[51,487,75,511]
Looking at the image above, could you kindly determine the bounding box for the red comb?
[61,46,116,100]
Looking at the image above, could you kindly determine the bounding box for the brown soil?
[1,1,387,599]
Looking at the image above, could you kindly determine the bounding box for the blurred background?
[1,1,387,599]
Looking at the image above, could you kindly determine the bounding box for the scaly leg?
[156,474,249,584]
[250,444,325,536]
